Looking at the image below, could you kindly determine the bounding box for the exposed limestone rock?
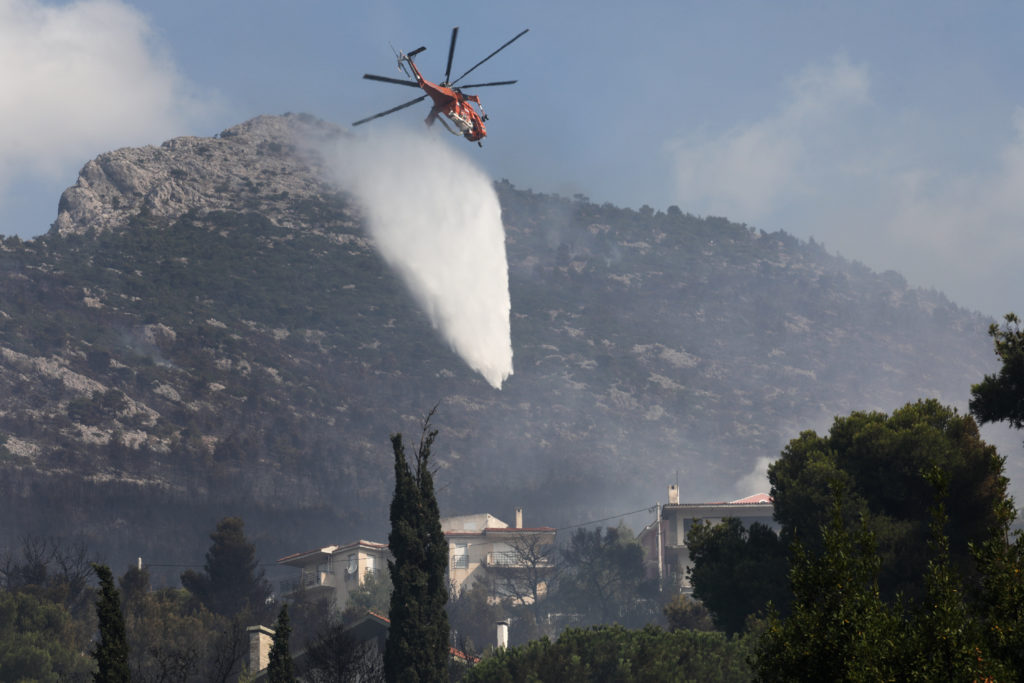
[52,113,348,236]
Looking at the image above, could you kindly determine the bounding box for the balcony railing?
[485,551,555,569]
[486,551,521,567]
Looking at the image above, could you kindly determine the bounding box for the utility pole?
[656,502,664,592]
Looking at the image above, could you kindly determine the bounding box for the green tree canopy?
[267,604,295,683]
[298,620,384,682]
[342,566,392,624]
[686,518,789,634]
[556,524,658,628]
[0,589,93,682]
[1,536,97,624]
[446,582,506,656]
[662,593,715,632]
[754,490,905,681]
[755,482,1013,681]
[971,312,1024,431]
[119,581,220,683]
[118,564,260,683]
[181,516,271,617]
[384,411,450,683]
[901,475,1007,682]
[464,624,754,682]
[769,398,1009,602]
[91,563,130,683]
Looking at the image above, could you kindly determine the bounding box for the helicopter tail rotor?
[390,43,426,77]
[389,43,408,76]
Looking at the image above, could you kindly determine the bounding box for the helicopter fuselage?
[405,57,486,142]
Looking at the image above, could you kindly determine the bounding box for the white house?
[277,539,389,610]
[639,485,777,591]
[276,508,557,613]
[442,508,557,603]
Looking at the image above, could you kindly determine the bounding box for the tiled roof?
[276,539,387,563]
[445,527,555,536]
[664,493,774,508]
[728,493,773,505]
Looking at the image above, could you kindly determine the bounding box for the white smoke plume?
[327,127,513,389]
[0,0,212,192]
[735,456,774,498]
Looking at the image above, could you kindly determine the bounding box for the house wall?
[447,533,489,593]
[441,513,507,533]
[641,499,777,591]
[280,543,389,612]
[445,525,556,599]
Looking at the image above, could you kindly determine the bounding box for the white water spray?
[327,128,513,389]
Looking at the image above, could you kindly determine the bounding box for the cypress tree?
[267,604,295,683]
[92,563,130,683]
[384,409,450,682]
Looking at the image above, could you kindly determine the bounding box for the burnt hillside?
[0,114,999,573]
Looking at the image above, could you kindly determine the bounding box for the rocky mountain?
[0,114,1002,575]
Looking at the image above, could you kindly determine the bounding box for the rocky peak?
[52,113,348,237]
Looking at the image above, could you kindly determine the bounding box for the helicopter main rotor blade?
[444,27,459,83]
[363,74,421,88]
[458,80,518,88]
[451,28,529,86]
[352,94,428,126]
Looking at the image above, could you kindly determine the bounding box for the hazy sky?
[1,0,1021,317]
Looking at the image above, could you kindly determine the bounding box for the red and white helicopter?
[353,27,528,146]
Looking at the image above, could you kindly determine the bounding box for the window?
[452,543,468,569]
[347,554,357,575]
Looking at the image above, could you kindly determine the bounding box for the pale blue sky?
[1,0,1022,317]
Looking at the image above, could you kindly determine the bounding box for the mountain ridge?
[0,113,1003,574]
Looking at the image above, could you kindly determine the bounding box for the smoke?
[735,456,774,497]
[0,0,213,190]
[326,127,513,389]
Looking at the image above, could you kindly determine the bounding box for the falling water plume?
[327,128,513,388]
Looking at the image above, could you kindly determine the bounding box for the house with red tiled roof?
[638,485,777,591]
[277,539,389,611]
[442,508,557,603]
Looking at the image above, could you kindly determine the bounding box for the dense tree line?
[4,313,1023,681]
[688,398,1012,631]
[678,314,1024,680]
[463,624,755,682]
[0,517,311,682]
[469,313,1024,680]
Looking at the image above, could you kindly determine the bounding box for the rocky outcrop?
[53,113,347,236]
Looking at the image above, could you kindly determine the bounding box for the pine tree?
[92,563,130,683]
[180,516,271,616]
[971,312,1024,432]
[384,408,450,683]
[267,604,295,683]
[753,487,903,681]
[902,475,1006,682]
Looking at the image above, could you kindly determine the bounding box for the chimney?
[514,507,523,528]
[247,625,274,674]
[496,619,510,649]
[668,484,679,504]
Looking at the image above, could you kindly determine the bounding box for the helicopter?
[353,27,528,146]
